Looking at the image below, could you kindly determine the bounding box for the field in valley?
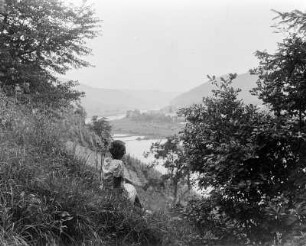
[111,118,184,138]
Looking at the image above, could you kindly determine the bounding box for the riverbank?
[113,134,167,174]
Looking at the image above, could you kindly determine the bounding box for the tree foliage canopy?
[0,0,100,107]
[251,10,306,129]
[149,135,190,204]
[179,10,306,244]
[88,116,112,151]
[180,74,269,189]
[180,71,305,243]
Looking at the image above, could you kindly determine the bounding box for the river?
[113,134,167,174]
[111,121,206,194]
[85,112,206,195]
[86,112,168,173]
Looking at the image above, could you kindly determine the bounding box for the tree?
[180,74,265,189]
[180,73,304,243]
[251,10,306,132]
[88,116,112,151]
[0,0,100,108]
[247,11,306,243]
[149,135,190,205]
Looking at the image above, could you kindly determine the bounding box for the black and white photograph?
[1,0,306,245]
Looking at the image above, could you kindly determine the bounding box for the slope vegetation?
[0,92,204,246]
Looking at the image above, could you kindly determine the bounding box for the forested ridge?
[1,0,306,245]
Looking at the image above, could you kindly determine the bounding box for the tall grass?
[0,93,161,245]
[0,92,208,245]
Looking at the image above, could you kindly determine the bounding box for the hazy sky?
[65,0,306,92]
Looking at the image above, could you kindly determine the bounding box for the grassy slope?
[0,93,206,246]
[124,155,173,211]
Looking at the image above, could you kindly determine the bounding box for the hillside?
[77,84,180,117]
[0,91,204,245]
[65,141,193,211]
[170,72,262,108]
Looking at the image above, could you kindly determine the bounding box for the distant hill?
[170,73,262,108]
[77,84,180,117]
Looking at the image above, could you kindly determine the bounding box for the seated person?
[102,140,142,208]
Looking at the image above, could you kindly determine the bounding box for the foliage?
[87,115,112,152]
[251,10,306,130]
[179,74,264,189]
[126,109,179,123]
[183,195,243,244]
[179,70,306,244]
[149,135,191,204]
[0,91,209,245]
[177,10,306,245]
[0,0,100,108]
[247,11,306,244]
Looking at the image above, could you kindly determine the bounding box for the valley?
[111,117,183,138]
